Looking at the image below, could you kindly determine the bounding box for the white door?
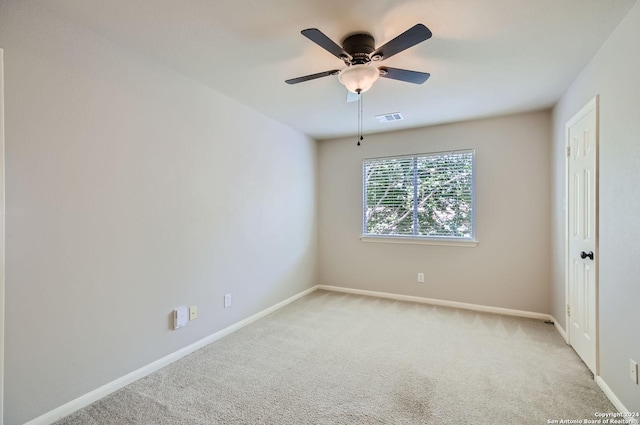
[566,96,598,374]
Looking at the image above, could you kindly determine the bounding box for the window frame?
[361,150,477,247]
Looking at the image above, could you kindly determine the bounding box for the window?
[362,150,475,241]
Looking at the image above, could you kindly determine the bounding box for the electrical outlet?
[631,359,639,385]
[224,293,231,308]
[189,305,197,321]
[417,273,425,283]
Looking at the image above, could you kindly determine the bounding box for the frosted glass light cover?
[338,64,380,93]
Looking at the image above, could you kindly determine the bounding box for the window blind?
[363,151,474,239]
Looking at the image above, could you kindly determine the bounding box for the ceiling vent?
[376,112,404,123]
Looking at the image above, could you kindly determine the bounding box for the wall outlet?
[417,273,425,283]
[189,305,197,321]
[224,293,232,308]
[631,359,639,385]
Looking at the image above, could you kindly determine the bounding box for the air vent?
[375,112,404,123]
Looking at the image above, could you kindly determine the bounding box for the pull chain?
[357,89,363,146]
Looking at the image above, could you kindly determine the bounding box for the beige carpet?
[55,290,615,424]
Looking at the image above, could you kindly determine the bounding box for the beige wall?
[0,3,317,424]
[551,0,640,412]
[4,0,638,420]
[0,47,5,425]
[318,111,551,313]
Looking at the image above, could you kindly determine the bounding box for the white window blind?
[363,150,474,239]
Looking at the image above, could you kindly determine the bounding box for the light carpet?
[55,290,615,424]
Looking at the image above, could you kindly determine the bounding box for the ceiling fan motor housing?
[342,33,376,64]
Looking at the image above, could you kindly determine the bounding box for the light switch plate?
[631,359,639,384]
[189,305,197,321]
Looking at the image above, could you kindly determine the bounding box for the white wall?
[0,3,317,424]
[551,0,640,412]
[318,111,551,313]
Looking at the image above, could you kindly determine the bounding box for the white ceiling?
[36,0,637,140]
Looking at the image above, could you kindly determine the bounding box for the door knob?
[580,251,594,260]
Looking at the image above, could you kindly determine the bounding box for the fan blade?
[285,69,340,85]
[378,67,430,84]
[346,90,359,103]
[301,28,349,60]
[372,24,432,61]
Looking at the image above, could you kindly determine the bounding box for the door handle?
[580,251,594,260]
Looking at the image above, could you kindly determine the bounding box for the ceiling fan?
[285,24,432,97]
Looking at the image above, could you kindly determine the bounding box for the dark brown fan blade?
[301,28,349,59]
[372,24,432,61]
[285,69,340,85]
[378,67,430,84]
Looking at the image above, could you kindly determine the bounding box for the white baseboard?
[550,316,569,343]
[595,376,640,425]
[551,320,635,421]
[317,285,553,321]
[29,284,629,425]
[24,285,318,425]
[320,286,639,420]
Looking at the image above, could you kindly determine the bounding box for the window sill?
[360,235,478,247]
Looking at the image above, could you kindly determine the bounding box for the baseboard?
[595,376,640,425]
[550,320,637,422]
[25,284,610,425]
[317,285,553,321]
[318,286,640,420]
[550,316,569,343]
[24,285,318,425]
